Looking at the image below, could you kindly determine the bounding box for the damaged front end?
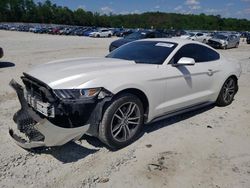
[9,75,113,149]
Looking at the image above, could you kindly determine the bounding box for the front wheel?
[216,77,237,106]
[99,94,144,149]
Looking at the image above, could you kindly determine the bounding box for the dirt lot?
[0,31,250,188]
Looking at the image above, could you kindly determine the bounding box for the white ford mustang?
[10,38,241,149]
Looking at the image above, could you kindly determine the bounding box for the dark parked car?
[247,34,250,44]
[34,27,48,34]
[0,47,3,59]
[109,30,169,52]
[115,29,134,37]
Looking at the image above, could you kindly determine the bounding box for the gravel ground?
[0,31,250,188]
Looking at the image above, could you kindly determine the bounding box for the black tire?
[223,45,228,50]
[108,34,111,38]
[99,94,144,149]
[235,42,239,48]
[216,77,237,107]
[0,47,3,59]
[97,34,100,38]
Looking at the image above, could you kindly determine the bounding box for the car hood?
[26,57,151,89]
[209,38,227,44]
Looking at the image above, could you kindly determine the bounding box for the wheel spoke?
[125,124,131,136]
[228,79,234,87]
[126,103,132,115]
[113,125,123,138]
[225,92,232,102]
[128,116,140,121]
[223,91,228,101]
[112,122,123,134]
[127,120,139,125]
[114,114,122,120]
[118,108,125,118]
[127,104,136,117]
[122,126,127,140]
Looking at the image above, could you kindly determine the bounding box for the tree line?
[1,0,250,31]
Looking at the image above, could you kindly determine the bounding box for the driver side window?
[171,44,220,64]
[172,44,197,64]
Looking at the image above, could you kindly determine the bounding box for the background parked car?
[208,33,240,49]
[246,33,250,44]
[83,28,97,36]
[115,29,134,37]
[109,30,170,52]
[181,32,210,43]
[89,28,112,38]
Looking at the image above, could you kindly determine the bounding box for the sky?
[37,0,250,19]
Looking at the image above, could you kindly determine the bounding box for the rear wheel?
[99,94,144,149]
[216,77,237,106]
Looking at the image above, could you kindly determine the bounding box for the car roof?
[135,38,218,52]
[137,38,205,46]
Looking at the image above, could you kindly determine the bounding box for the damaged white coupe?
[10,39,241,149]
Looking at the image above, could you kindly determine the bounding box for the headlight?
[53,88,101,100]
[220,40,228,45]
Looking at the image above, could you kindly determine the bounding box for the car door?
[159,44,221,114]
[102,29,109,37]
[228,35,236,48]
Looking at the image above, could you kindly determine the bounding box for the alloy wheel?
[111,102,141,142]
[222,78,236,103]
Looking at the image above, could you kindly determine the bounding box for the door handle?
[207,69,214,76]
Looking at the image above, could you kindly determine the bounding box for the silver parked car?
[208,34,240,49]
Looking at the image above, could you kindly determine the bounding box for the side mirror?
[175,57,195,66]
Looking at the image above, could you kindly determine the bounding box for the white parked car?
[10,39,241,149]
[181,32,210,43]
[89,28,112,38]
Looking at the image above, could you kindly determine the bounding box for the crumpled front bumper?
[9,79,90,149]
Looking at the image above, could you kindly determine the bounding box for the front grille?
[22,76,45,100]
[22,74,56,103]
[21,74,56,117]
[208,40,222,48]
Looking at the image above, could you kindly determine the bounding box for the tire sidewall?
[99,94,144,149]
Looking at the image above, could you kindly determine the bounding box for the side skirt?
[149,101,214,124]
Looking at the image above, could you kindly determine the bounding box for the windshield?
[124,32,147,39]
[189,33,195,37]
[106,41,177,65]
[215,34,228,40]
